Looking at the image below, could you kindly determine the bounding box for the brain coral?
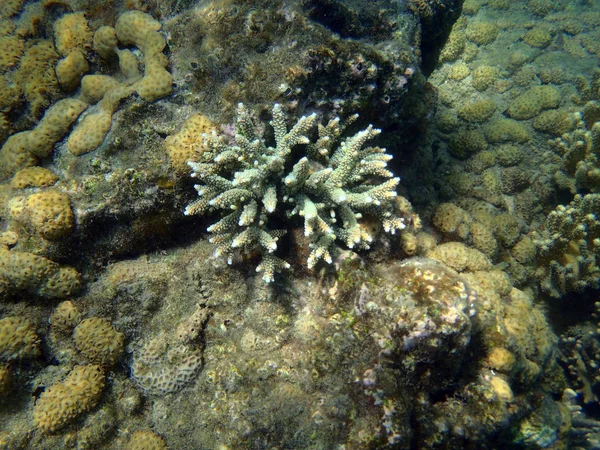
[73,317,125,366]
[32,364,105,433]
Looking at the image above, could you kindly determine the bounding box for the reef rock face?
[166,0,449,129]
[72,248,557,449]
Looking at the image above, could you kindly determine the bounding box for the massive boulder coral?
[533,194,600,297]
[185,103,406,281]
[131,305,210,395]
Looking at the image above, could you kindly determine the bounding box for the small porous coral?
[466,22,499,45]
[458,98,497,123]
[185,103,405,282]
[0,317,40,361]
[32,364,105,433]
[523,27,552,48]
[472,65,500,91]
[73,317,125,366]
[484,119,530,144]
[448,129,488,159]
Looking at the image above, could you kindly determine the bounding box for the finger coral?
[185,104,405,282]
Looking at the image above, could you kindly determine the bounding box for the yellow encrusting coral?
[50,300,82,332]
[32,364,106,433]
[164,114,215,173]
[10,167,58,189]
[53,12,93,57]
[8,190,74,240]
[0,98,87,179]
[0,317,40,361]
[124,430,169,450]
[73,317,125,367]
[67,10,173,156]
[0,243,81,299]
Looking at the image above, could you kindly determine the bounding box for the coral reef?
[185,103,405,281]
[2,0,600,447]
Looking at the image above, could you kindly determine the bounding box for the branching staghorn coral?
[185,103,405,282]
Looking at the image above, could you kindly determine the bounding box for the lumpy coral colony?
[184,103,406,282]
